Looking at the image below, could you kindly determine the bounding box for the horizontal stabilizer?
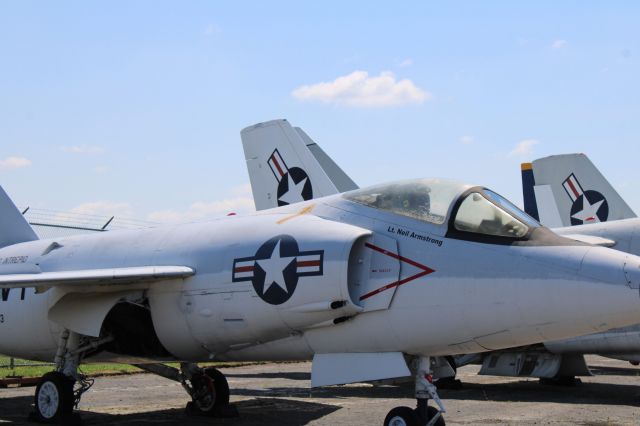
[311,352,411,387]
[0,186,38,248]
[0,265,194,289]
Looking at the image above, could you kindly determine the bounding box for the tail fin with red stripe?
[521,153,635,227]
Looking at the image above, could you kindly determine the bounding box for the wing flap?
[0,265,195,289]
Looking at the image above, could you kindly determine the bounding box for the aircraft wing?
[0,265,195,289]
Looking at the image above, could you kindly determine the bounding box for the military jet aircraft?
[242,122,640,385]
[4,131,640,426]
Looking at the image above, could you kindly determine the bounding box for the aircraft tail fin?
[241,119,358,211]
[521,153,636,227]
[0,186,38,248]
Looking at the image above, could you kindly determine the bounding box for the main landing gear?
[384,357,446,426]
[135,362,237,418]
[33,330,99,424]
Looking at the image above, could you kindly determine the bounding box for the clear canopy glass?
[453,191,538,238]
[343,179,470,225]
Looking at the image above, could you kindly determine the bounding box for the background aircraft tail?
[0,185,38,248]
[521,153,636,227]
[241,119,358,211]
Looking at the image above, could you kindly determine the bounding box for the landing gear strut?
[135,362,237,418]
[384,356,446,426]
[33,330,100,424]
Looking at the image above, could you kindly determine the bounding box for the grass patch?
[1,356,268,379]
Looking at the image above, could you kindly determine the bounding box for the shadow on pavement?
[0,396,340,426]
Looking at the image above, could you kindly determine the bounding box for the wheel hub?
[389,416,408,426]
[37,381,60,419]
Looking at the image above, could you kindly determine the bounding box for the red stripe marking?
[297,260,321,267]
[365,242,434,273]
[271,155,285,177]
[359,242,435,301]
[566,178,580,198]
[234,266,254,273]
[360,270,432,301]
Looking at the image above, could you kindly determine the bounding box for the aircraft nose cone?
[624,256,640,290]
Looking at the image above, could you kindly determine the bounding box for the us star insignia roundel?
[267,149,313,206]
[562,173,609,225]
[232,235,324,305]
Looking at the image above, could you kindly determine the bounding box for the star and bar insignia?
[232,234,324,305]
[562,173,609,225]
[267,149,314,206]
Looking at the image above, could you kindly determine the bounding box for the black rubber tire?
[205,367,230,407]
[426,406,446,426]
[190,367,230,415]
[34,372,75,423]
[384,406,419,426]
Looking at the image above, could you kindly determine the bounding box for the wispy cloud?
[551,39,567,49]
[459,136,474,145]
[292,70,431,107]
[509,139,539,158]
[69,201,133,217]
[398,58,414,68]
[147,184,255,223]
[0,156,32,170]
[60,145,105,155]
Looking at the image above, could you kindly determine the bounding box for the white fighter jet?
[4,132,640,426]
[242,123,640,384]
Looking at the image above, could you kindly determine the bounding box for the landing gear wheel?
[186,367,234,417]
[34,372,74,423]
[424,406,446,426]
[384,406,419,426]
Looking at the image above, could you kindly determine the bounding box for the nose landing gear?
[32,330,99,424]
[384,356,446,426]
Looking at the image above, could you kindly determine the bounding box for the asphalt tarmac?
[1,355,639,425]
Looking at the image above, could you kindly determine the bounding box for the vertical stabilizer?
[241,119,357,211]
[0,186,38,248]
[523,154,636,227]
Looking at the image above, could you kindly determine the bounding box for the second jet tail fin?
[241,119,358,211]
[521,153,636,227]
[0,185,38,248]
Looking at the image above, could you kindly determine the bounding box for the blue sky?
[1,2,639,222]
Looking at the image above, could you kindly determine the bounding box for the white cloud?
[69,201,133,217]
[148,198,254,223]
[0,156,32,170]
[509,139,539,158]
[60,145,105,155]
[398,58,414,68]
[459,136,474,145]
[292,71,431,107]
[147,184,255,223]
[551,39,567,49]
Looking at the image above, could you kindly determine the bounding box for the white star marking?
[571,197,605,223]
[278,173,308,205]
[256,240,296,294]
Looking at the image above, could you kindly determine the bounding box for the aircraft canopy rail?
[343,179,471,225]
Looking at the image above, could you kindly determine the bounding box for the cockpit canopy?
[343,178,540,240]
